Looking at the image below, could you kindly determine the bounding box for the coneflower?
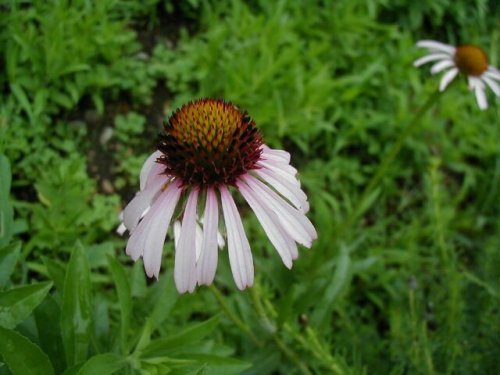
[414,40,499,110]
[118,99,317,293]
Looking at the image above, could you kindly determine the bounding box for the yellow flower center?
[454,45,488,77]
[158,99,262,187]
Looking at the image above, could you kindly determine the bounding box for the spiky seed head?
[158,99,263,187]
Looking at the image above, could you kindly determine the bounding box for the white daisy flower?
[118,99,317,293]
[414,40,500,110]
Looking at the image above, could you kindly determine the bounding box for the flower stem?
[341,89,442,234]
[208,285,262,347]
[249,286,313,375]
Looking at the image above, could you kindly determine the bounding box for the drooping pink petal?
[261,147,291,164]
[140,151,162,190]
[142,180,183,278]
[254,167,309,213]
[219,185,254,290]
[126,217,149,261]
[174,189,199,293]
[257,160,300,188]
[122,174,167,231]
[242,174,317,248]
[237,179,295,268]
[197,187,219,286]
[126,180,181,265]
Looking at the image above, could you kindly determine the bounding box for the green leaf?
[0,325,55,375]
[0,241,21,288]
[188,354,251,375]
[311,245,352,326]
[0,281,53,329]
[141,315,220,358]
[75,353,126,375]
[0,154,14,247]
[34,295,66,374]
[9,84,34,122]
[61,243,93,366]
[33,89,49,117]
[42,257,66,294]
[107,255,131,354]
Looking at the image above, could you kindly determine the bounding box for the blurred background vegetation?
[0,0,499,374]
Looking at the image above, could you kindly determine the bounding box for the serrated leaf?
[141,315,220,358]
[75,353,126,375]
[0,242,21,287]
[0,325,55,375]
[0,281,53,329]
[107,255,131,354]
[61,243,93,366]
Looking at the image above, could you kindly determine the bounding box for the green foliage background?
[0,0,499,374]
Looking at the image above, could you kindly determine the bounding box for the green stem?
[249,286,313,375]
[283,324,346,375]
[208,285,262,347]
[341,89,442,234]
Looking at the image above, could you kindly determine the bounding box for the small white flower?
[118,99,317,293]
[414,40,500,110]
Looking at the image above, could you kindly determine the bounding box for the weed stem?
[209,285,263,347]
[342,89,442,234]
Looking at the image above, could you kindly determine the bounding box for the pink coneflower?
[414,40,500,110]
[118,99,317,293]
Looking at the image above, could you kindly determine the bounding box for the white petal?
[197,187,219,286]
[474,83,488,110]
[122,174,166,231]
[174,220,202,259]
[482,75,500,96]
[126,180,181,264]
[174,189,199,293]
[140,151,162,190]
[237,180,295,268]
[254,167,309,213]
[219,185,254,290]
[116,222,127,236]
[468,76,477,90]
[242,174,317,248]
[430,59,455,74]
[173,221,181,247]
[217,231,225,249]
[416,40,456,55]
[485,67,500,81]
[142,180,182,279]
[413,53,450,67]
[439,68,459,91]
[195,223,203,261]
[126,218,149,261]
